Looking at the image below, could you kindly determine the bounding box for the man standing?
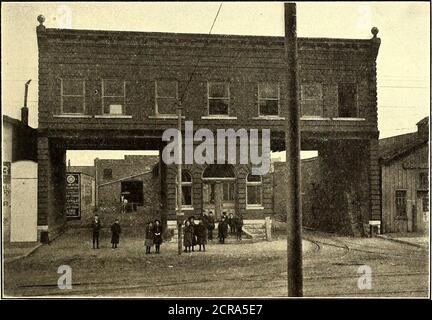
[207,211,215,241]
[91,215,102,249]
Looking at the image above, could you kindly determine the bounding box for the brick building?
[36,11,381,239]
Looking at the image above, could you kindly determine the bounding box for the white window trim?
[201,115,237,120]
[300,116,331,121]
[207,82,230,117]
[252,116,285,120]
[176,171,194,208]
[332,117,366,121]
[246,174,263,207]
[155,80,178,116]
[60,78,86,115]
[300,83,324,117]
[101,79,127,115]
[258,83,280,117]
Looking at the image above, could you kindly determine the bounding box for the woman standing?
[110,219,121,249]
[153,219,163,254]
[145,221,154,254]
[183,220,193,253]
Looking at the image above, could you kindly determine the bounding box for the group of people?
[182,212,244,252]
[90,215,121,249]
[90,211,244,253]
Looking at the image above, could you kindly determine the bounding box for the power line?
[179,2,223,104]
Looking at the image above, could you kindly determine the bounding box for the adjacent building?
[36,11,381,239]
[380,117,429,233]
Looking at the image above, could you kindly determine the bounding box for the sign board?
[65,173,80,219]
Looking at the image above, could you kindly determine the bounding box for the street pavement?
[3,228,429,298]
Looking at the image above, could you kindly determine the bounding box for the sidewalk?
[4,242,43,264]
[377,232,429,248]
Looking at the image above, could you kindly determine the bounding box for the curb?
[376,235,426,249]
[4,243,43,264]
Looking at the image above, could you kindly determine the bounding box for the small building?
[3,107,38,243]
[380,117,429,233]
[94,155,160,215]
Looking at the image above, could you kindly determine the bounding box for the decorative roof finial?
[371,27,379,38]
[37,14,46,32]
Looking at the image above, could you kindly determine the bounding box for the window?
[419,172,429,189]
[103,169,112,180]
[61,79,85,114]
[300,83,323,117]
[338,83,358,118]
[247,173,262,206]
[223,182,235,202]
[395,190,407,217]
[208,82,229,116]
[102,79,126,115]
[156,81,178,115]
[178,171,193,206]
[258,83,279,116]
[422,193,429,212]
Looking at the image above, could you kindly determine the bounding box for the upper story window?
[102,79,126,115]
[103,168,112,180]
[300,83,323,117]
[338,83,358,118]
[419,172,429,189]
[258,83,279,116]
[155,81,178,115]
[176,171,193,207]
[61,79,85,114]
[208,82,230,116]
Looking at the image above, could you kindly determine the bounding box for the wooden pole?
[284,2,303,297]
[177,101,183,255]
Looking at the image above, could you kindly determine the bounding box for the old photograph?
[1,1,430,299]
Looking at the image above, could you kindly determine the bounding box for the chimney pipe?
[22,79,32,126]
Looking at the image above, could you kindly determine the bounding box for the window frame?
[395,189,408,218]
[103,168,113,180]
[337,83,359,118]
[60,78,86,115]
[258,82,280,117]
[246,173,263,208]
[177,171,193,208]
[419,172,429,190]
[155,80,178,116]
[207,82,230,116]
[101,79,127,115]
[300,83,324,117]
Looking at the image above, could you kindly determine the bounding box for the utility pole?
[177,101,183,255]
[284,2,303,297]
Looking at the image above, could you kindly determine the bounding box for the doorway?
[121,180,144,211]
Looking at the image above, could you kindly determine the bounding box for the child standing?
[145,221,154,254]
[110,219,121,249]
[153,219,163,254]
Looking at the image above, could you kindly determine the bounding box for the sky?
[2,2,430,165]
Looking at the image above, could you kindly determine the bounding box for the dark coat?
[145,225,154,240]
[111,223,121,244]
[218,220,228,238]
[189,223,197,245]
[153,225,163,245]
[195,224,207,245]
[234,216,244,231]
[91,220,102,233]
[206,216,215,230]
[184,225,193,247]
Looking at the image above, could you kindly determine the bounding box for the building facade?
[3,108,38,243]
[380,117,429,233]
[36,13,381,239]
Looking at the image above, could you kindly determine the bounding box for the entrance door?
[416,191,429,233]
[11,161,38,242]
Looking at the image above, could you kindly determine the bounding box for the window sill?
[246,205,264,210]
[252,116,285,120]
[301,116,330,121]
[94,115,132,119]
[332,117,366,121]
[53,114,92,118]
[148,115,186,119]
[201,116,238,120]
[176,207,194,211]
